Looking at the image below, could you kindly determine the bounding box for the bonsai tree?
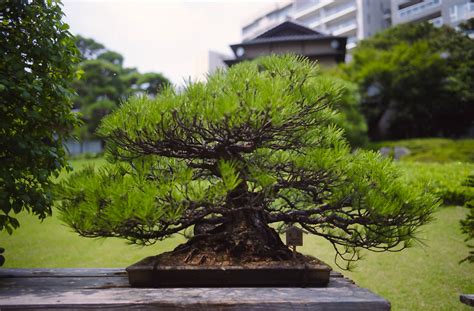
[58,55,437,268]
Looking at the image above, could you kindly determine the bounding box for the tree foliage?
[58,55,437,267]
[75,35,105,60]
[329,76,368,147]
[344,22,474,140]
[0,1,79,236]
[72,36,170,139]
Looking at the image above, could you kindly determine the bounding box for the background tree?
[136,72,170,96]
[74,35,105,60]
[58,55,436,268]
[458,18,474,35]
[72,36,170,139]
[0,0,79,262]
[324,75,368,147]
[97,51,124,66]
[344,22,474,140]
[72,59,126,139]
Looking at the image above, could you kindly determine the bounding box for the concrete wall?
[64,139,103,155]
[359,0,391,38]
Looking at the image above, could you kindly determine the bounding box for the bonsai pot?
[126,255,331,288]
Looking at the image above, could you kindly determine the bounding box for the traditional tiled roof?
[254,20,324,39]
[225,20,346,66]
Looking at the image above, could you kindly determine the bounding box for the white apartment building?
[242,0,392,50]
[391,0,474,28]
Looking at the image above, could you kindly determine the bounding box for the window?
[429,16,443,27]
[449,1,473,22]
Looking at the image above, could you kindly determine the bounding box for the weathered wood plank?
[0,268,125,278]
[0,268,390,310]
[0,276,130,290]
[0,288,391,311]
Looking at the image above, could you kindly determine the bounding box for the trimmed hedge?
[398,162,474,206]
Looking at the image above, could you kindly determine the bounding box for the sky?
[63,0,280,85]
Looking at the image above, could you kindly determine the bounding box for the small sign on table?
[285,225,303,258]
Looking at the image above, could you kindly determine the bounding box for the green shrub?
[460,174,474,263]
[398,162,474,206]
[67,151,103,161]
[0,1,79,237]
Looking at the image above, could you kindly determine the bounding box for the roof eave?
[230,36,346,48]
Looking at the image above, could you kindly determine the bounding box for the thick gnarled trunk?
[158,209,293,266]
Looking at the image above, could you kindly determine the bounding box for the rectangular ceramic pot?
[126,257,331,288]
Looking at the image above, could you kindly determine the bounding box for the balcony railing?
[325,1,356,16]
[308,4,357,28]
[328,19,357,35]
[399,0,442,18]
[291,0,335,19]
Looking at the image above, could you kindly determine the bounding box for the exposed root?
[153,221,299,266]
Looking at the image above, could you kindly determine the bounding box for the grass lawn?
[301,206,473,311]
[1,158,473,310]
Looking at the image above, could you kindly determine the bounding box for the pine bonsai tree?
[58,55,437,268]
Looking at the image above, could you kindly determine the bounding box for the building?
[391,0,474,28]
[241,0,391,50]
[225,21,347,67]
[193,51,229,81]
[64,139,103,156]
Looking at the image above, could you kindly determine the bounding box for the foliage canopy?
[59,55,437,267]
[0,0,79,239]
[344,22,474,140]
[72,36,170,139]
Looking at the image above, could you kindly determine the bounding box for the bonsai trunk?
[152,181,298,265]
[126,186,332,287]
[157,208,293,266]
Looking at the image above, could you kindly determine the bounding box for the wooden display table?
[0,268,390,310]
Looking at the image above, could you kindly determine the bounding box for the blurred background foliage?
[72,35,171,140]
[342,22,473,141]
